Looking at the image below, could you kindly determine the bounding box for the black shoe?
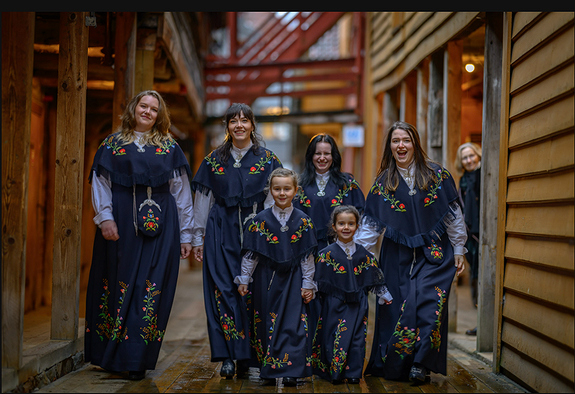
[283,377,297,386]
[261,378,276,385]
[409,364,427,384]
[128,370,145,380]
[236,360,249,378]
[332,379,342,384]
[466,327,477,336]
[220,359,235,379]
[347,378,360,384]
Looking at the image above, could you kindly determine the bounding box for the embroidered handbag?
[137,187,163,237]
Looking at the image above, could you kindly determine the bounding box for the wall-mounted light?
[465,63,475,73]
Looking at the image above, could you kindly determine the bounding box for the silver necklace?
[317,177,327,197]
[279,211,288,232]
[345,247,353,260]
[135,136,146,153]
[233,151,243,168]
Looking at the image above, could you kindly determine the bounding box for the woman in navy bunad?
[355,121,466,384]
[191,103,283,379]
[84,90,194,381]
[236,168,317,387]
[292,133,365,349]
[309,205,393,385]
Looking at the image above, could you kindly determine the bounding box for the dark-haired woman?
[355,121,466,384]
[85,90,194,381]
[293,133,365,346]
[191,103,283,378]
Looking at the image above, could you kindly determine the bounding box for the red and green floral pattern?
[317,251,346,274]
[291,217,313,243]
[430,286,447,350]
[329,319,348,374]
[424,168,451,207]
[296,188,311,207]
[205,155,225,175]
[330,179,361,207]
[155,137,177,155]
[95,279,129,342]
[215,288,245,341]
[354,255,378,275]
[140,280,165,345]
[247,220,279,244]
[251,311,292,369]
[428,240,443,259]
[249,151,281,174]
[100,135,127,156]
[391,301,420,360]
[142,208,159,232]
[370,182,406,212]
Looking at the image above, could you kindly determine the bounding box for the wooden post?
[113,12,137,131]
[416,60,429,148]
[134,13,156,93]
[51,12,89,340]
[427,49,443,163]
[477,12,503,354]
[1,11,35,369]
[444,40,463,333]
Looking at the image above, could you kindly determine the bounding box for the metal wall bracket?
[85,12,97,27]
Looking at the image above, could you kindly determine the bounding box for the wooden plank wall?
[497,11,574,393]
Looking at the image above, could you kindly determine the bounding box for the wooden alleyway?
[34,261,530,393]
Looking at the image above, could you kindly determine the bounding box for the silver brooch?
[280,225,289,232]
[409,189,417,196]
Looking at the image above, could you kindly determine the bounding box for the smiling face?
[332,212,358,244]
[461,147,480,172]
[227,111,254,149]
[390,128,414,169]
[313,141,333,174]
[134,95,159,132]
[270,175,297,210]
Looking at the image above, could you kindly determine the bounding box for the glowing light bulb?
[465,63,475,73]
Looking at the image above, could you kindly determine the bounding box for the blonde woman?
[84,90,194,380]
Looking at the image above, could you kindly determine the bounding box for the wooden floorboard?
[33,264,529,394]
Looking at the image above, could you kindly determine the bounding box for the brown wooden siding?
[498,11,574,393]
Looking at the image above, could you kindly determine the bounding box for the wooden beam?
[443,40,462,178]
[51,12,89,341]
[135,25,156,93]
[113,12,137,131]
[1,11,35,370]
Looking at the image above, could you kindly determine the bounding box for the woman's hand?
[455,254,465,276]
[100,220,119,241]
[238,284,248,296]
[192,245,204,262]
[180,243,192,260]
[301,288,313,304]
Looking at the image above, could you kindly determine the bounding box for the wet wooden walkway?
[36,262,529,393]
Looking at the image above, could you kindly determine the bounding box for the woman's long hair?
[214,103,264,163]
[116,90,172,147]
[376,121,439,192]
[299,133,348,188]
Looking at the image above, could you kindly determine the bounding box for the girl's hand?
[192,245,204,262]
[301,288,313,304]
[455,255,465,276]
[180,243,192,259]
[238,284,248,296]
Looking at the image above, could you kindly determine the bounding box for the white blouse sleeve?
[169,171,194,244]
[354,215,385,253]
[91,170,114,227]
[234,251,259,285]
[445,202,468,256]
[191,189,215,247]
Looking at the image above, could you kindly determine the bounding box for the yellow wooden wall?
[497,11,574,393]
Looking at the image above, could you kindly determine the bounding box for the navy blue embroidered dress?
[191,148,282,362]
[84,132,192,372]
[242,208,317,379]
[363,164,460,380]
[294,173,365,251]
[309,243,386,382]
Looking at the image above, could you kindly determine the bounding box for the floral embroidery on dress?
[248,220,279,244]
[251,311,292,369]
[370,182,406,212]
[307,317,327,370]
[391,301,420,359]
[96,279,129,342]
[354,255,378,275]
[215,288,245,341]
[330,319,348,374]
[142,208,159,232]
[430,286,447,350]
[428,240,443,259]
[101,135,127,156]
[155,137,176,155]
[296,187,311,208]
[424,168,450,207]
[249,151,281,175]
[141,280,165,344]
[330,179,360,207]
[290,217,313,243]
[316,251,346,274]
[205,154,225,175]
